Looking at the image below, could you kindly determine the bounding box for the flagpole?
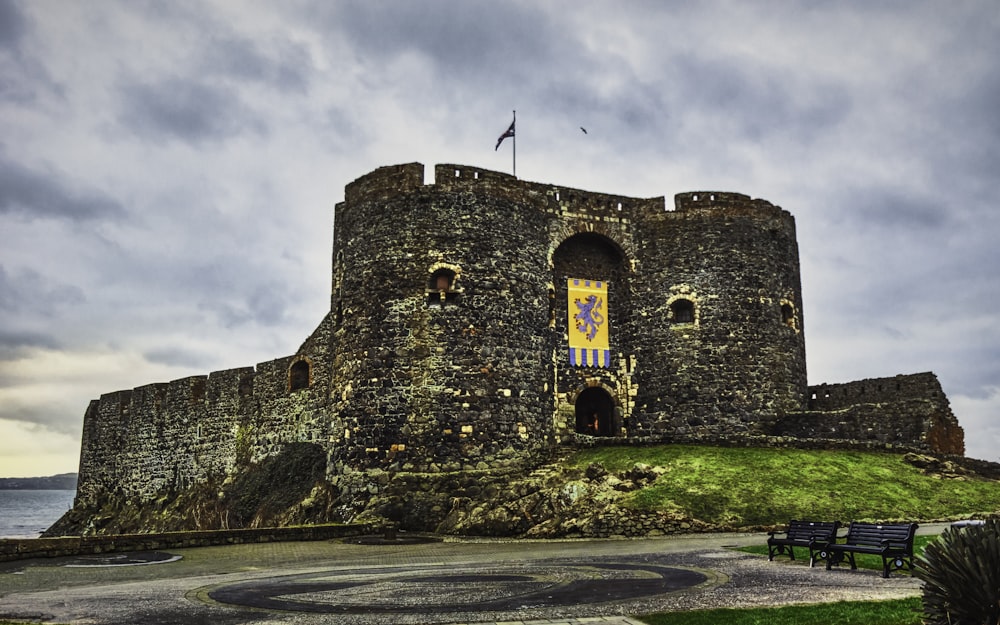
[512,110,517,178]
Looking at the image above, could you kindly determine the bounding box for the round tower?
[627,191,808,439]
[327,164,557,472]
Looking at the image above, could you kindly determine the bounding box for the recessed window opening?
[671,299,695,323]
[781,303,795,328]
[427,267,460,306]
[455,169,460,177]
[473,171,480,179]
[289,359,310,391]
[555,191,560,201]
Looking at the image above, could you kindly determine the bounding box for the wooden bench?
[767,520,840,567]
[821,521,918,578]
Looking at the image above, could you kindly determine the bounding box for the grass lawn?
[639,597,923,625]
[569,445,1000,526]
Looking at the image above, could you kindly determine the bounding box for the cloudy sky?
[2,1,998,477]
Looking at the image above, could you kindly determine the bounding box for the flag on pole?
[495,117,515,150]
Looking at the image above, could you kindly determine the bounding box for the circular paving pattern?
[206,560,708,616]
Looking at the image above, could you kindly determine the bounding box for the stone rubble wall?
[67,162,965,531]
[0,523,380,563]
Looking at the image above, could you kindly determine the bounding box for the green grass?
[570,445,1000,526]
[639,597,923,625]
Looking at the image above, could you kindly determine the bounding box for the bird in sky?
[580,127,588,134]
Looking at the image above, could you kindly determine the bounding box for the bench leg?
[882,555,912,578]
[823,548,841,571]
[767,544,796,562]
[768,543,783,561]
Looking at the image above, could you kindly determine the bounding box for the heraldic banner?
[567,278,610,367]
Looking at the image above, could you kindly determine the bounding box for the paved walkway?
[0,527,937,625]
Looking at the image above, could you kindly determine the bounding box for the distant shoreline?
[0,473,78,490]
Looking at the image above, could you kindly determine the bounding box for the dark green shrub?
[916,519,1000,625]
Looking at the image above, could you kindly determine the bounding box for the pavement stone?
[0,527,941,625]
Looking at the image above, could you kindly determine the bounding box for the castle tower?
[325,164,808,472]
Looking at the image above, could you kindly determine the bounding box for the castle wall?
[72,348,330,508]
[69,162,964,525]
[774,372,965,455]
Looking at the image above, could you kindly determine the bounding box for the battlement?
[339,163,795,226]
[674,191,785,217]
[344,162,425,205]
[82,358,305,423]
[808,372,947,411]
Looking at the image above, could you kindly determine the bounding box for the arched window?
[289,359,310,391]
[780,300,798,330]
[670,298,695,324]
[552,232,630,360]
[427,265,460,306]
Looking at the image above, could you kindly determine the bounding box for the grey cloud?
[0,328,61,361]
[0,154,124,221]
[116,77,265,144]
[832,187,951,232]
[203,34,312,92]
[668,53,853,144]
[0,0,26,49]
[944,347,1000,400]
[0,265,80,360]
[142,345,211,369]
[324,1,561,81]
[1,403,80,436]
[0,265,85,314]
[202,281,291,329]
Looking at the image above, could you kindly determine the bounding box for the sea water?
[0,490,75,538]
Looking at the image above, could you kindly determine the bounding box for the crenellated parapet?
[772,372,965,456]
[344,162,425,205]
[73,347,327,506]
[808,372,948,411]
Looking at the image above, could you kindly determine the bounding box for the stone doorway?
[574,387,616,436]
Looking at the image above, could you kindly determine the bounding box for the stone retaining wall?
[0,523,381,563]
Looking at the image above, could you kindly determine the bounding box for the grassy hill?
[567,445,1000,527]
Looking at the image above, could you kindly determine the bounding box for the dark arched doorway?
[575,387,616,436]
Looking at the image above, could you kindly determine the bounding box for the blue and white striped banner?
[569,347,611,368]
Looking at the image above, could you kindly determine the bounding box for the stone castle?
[61,162,965,534]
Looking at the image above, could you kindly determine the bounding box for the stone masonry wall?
[69,162,964,526]
[628,192,807,440]
[773,372,965,455]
